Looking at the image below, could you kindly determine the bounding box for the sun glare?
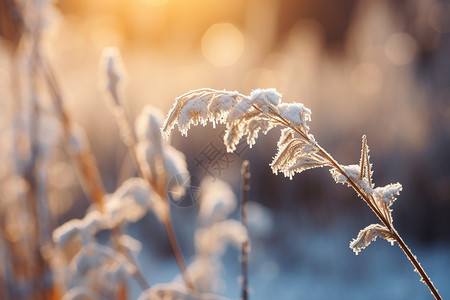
[201,23,244,67]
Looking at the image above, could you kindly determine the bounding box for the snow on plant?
[162,88,442,300]
[137,178,247,299]
[51,177,156,298]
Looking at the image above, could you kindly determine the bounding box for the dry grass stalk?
[100,47,197,294]
[2,3,152,298]
[162,88,442,300]
[240,161,250,300]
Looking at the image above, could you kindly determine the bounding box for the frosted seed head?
[199,178,237,222]
[177,96,210,136]
[164,146,190,202]
[278,103,311,131]
[99,47,126,106]
[249,88,282,112]
[135,105,165,146]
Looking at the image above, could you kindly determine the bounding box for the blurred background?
[1,0,450,299]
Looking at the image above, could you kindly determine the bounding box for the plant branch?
[256,108,442,300]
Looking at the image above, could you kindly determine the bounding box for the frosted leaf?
[350,224,395,255]
[270,138,314,174]
[135,105,165,148]
[330,164,360,185]
[178,95,210,136]
[164,146,190,201]
[249,88,281,112]
[374,183,403,205]
[330,164,375,198]
[284,156,327,179]
[199,178,236,222]
[162,89,244,138]
[277,128,296,149]
[195,220,247,256]
[278,102,311,131]
[359,135,373,187]
[245,118,273,147]
[53,211,103,247]
[104,177,154,224]
[223,122,245,152]
[136,142,189,201]
[208,93,240,123]
[226,98,253,123]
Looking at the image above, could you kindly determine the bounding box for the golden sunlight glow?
[141,0,168,6]
[201,23,244,67]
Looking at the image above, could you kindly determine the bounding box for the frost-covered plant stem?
[162,88,442,300]
[258,106,442,300]
[116,108,196,294]
[34,42,151,297]
[240,161,250,300]
[101,49,197,293]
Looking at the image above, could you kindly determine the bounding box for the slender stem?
[255,109,441,299]
[316,143,441,300]
[312,140,441,299]
[38,53,151,293]
[393,231,442,300]
[162,218,197,293]
[106,90,197,293]
[240,161,250,300]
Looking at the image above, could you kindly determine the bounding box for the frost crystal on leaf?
[249,88,281,112]
[161,88,313,157]
[374,182,403,205]
[278,102,311,131]
[350,224,395,255]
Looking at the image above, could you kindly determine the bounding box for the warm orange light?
[141,0,168,7]
[201,23,244,67]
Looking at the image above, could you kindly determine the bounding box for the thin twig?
[240,161,250,300]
